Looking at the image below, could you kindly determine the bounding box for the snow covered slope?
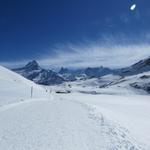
[0,65,48,106]
[0,95,145,150]
[61,71,150,95]
[104,71,150,94]
[59,93,150,149]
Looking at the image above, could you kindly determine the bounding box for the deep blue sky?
[0,0,150,67]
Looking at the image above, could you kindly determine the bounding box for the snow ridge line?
[69,99,145,150]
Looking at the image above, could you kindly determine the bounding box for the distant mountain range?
[13,60,64,85]
[12,57,150,85]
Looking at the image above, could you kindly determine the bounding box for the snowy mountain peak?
[84,67,113,78]
[24,60,40,71]
[13,60,64,85]
[59,67,70,74]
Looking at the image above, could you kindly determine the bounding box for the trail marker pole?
[31,86,33,99]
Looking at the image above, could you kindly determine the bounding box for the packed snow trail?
[0,97,142,150]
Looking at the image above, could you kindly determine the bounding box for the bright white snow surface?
[0,65,150,150]
[58,93,150,149]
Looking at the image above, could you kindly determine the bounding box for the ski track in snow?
[0,95,144,150]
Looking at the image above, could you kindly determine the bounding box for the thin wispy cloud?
[1,34,150,69]
[38,41,150,69]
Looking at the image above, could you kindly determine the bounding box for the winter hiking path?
[0,96,144,150]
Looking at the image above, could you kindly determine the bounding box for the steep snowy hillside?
[105,71,150,94]
[0,65,48,106]
[118,57,150,76]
